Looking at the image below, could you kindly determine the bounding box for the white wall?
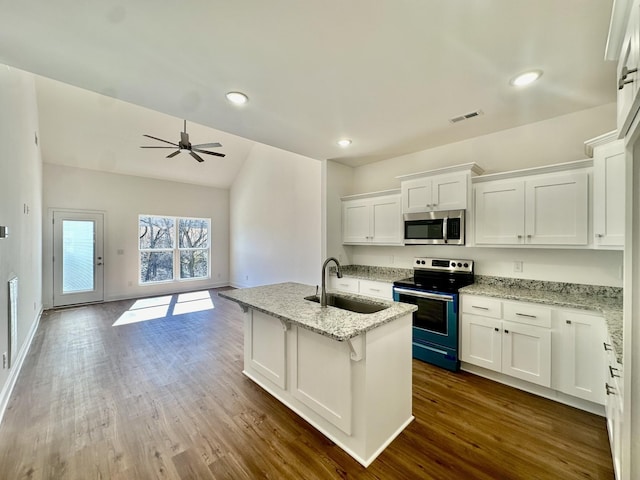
[350,103,616,193]
[0,67,43,393]
[230,143,321,287]
[42,164,230,305]
[326,103,624,287]
[323,160,354,264]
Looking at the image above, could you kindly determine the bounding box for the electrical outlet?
[513,261,523,273]
[2,352,7,369]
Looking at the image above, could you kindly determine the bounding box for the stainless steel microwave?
[403,210,465,245]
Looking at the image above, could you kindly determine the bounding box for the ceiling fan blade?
[193,148,226,158]
[140,146,177,149]
[166,150,181,158]
[143,134,178,146]
[191,142,222,149]
[189,151,205,163]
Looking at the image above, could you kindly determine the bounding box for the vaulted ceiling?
[0,0,617,187]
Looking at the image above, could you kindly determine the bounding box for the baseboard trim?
[0,307,42,425]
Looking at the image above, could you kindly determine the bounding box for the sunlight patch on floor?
[112,291,214,326]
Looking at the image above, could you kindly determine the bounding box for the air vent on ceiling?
[449,109,484,124]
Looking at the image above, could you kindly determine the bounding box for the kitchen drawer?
[329,276,359,294]
[461,295,502,319]
[503,301,551,328]
[358,279,393,300]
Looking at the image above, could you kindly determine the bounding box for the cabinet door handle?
[517,235,523,239]
[516,312,537,319]
[472,305,489,310]
[606,383,616,395]
[566,320,572,325]
[603,342,612,352]
[618,66,638,90]
[494,327,500,332]
[527,234,532,239]
[504,329,509,334]
[609,366,620,378]
[596,233,604,238]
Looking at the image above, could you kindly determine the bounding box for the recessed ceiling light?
[337,139,352,147]
[226,91,248,105]
[510,70,543,87]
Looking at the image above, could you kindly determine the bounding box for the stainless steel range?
[393,257,474,371]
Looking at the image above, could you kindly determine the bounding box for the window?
[139,215,210,284]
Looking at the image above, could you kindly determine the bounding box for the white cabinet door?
[342,199,371,243]
[554,311,606,404]
[460,314,502,372]
[525,171,588,245]
[402,177,431,213]
[370,195,402,244]
[291,326,352,434]
[474,180,525,244]
[245,310,287,389]
[593,140,626,248]
[501,320,551,387]
[431,173,468,210]
[617,6,640,137]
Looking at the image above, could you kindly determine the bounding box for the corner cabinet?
[397,163,484,214]
[474,162,590,246]
[585,132,626,249]
[342,190,402,245]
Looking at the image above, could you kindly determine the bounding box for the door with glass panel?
[53,211,104,307]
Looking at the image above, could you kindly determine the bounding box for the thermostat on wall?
[0,226,8,238]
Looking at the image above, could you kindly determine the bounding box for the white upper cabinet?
[474,163,590,246]
[587,134,626,249]
[397,163,483,214]
[342,190,402,245]
[401,173,468,213]
[616,2,640,138]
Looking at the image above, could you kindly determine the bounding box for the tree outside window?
[139,215,210,284]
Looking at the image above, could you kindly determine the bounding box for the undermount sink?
[304,293,389,314]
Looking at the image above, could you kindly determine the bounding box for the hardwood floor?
[0,288,614,479]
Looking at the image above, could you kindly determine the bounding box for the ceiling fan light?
[510,70,543,87]
[226,91,248,105]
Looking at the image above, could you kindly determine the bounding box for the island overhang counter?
[219,282,417,467]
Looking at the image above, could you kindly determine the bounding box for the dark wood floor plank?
[0,288,614,479]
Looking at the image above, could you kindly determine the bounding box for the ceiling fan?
[140,120,225,163]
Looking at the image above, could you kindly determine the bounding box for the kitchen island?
[219,282,417,467]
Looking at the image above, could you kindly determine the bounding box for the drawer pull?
[603,342,613,352]
[368,288,381,292]
[472,305,489,310]
[609,366,620,378]
[606,383,616,396]
[516,312,537,319]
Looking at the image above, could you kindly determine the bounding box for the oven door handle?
[394,287,454,302]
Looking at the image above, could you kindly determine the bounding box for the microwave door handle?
[443,216,448,244]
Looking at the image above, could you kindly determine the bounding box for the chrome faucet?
[321,257,343,307]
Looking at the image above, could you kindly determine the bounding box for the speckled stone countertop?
[218,282,417,341]
[329,265,413,283]
[459,276,624,363]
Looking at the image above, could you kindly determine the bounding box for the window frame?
[138,214,211,285]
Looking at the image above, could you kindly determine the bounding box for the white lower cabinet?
[461,294,607,405]
[603,337,623,480]
[330,276,394,300]
[460,296,551,388]
[552,311,606,404]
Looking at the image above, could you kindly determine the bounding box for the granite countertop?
[459,276,624,364]
[329,265,413,283]
[218,282,417,341]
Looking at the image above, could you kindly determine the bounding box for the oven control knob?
[450,262,455,267]
[415,260,420,265]
[421,260,426,264]
[457,262,462,267]
[463,263,469,268]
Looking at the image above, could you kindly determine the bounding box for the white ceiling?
[0,0,617,185]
